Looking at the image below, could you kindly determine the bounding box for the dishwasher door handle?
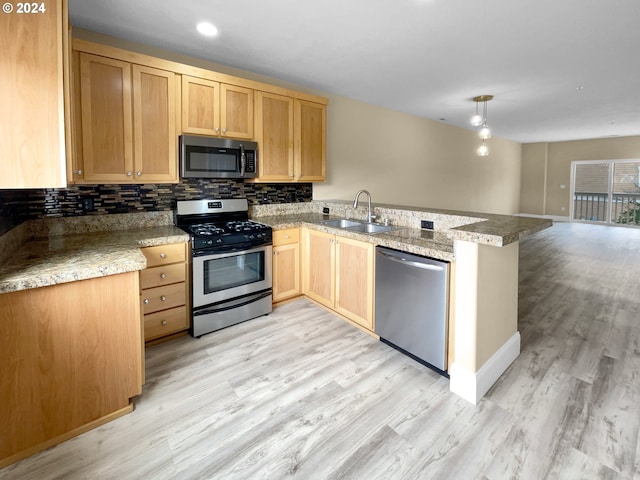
[378,250,444,271]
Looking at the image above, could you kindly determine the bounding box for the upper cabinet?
[72,53,178,183]
[68,38,327,185]
[182,76,253,139]
[0,0,70,188]
[295,99,326,182]
[254,93,326,182]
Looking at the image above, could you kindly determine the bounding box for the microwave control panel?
[245,151,256,173]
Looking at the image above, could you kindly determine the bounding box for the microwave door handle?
[240,144,246,177]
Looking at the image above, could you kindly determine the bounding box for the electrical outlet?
[322,207,330,214]
[81,198,95,212]
[421,220,434,230]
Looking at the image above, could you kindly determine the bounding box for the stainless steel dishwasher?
[374,246,450,375]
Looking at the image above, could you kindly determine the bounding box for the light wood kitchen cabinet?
[302,229,374,330]
[253,95,326,182]
[140,243,189,343]
[255,91,295,181]
[295,100,326,181]
[182,75,254,139]
[0,272,143,468]
[1,0,70,188]
[73,53,178,183]
[334,236,375,330]
[272,228,301,302]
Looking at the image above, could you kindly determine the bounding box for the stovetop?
[175,199,272,252]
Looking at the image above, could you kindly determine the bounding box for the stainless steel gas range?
[174,199,273,337]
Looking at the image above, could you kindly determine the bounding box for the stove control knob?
[216,239,223,244]
[249,235,255,239]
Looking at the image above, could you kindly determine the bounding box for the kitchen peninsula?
[251,200,552,405]
[0,202,550,467]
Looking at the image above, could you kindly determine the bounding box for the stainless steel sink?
[320,219,363,228]
[347,223,396,234]
[319,218,396,234]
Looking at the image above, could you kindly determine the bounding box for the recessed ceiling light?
[197,22,219,37]
[576,86,584,91]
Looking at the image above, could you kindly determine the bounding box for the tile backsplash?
[0,179,312,236]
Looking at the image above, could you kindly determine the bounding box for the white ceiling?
[68,0,640,144]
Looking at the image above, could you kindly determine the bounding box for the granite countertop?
[0,226,189,294]
[256,208,552,260]
[256,213,456,261]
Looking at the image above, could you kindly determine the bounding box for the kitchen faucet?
[353,189,376,223]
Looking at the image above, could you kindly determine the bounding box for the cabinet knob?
[161,320,167,326]
[144,298,149,304]
[161,295,167,302]
[126,171,133,176]
[160,273,167,279]
[284,235,290,239]
[74,169,83,175]
[222,128,227,134]
[215,127,220,134]
[160,253,167,258]
[136,171,142,176]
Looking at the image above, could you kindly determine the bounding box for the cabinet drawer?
[273,228,299,245]
[141,283,186,314]
[140,263,186,289]
[142,243,186,267]
[144,305,189,341]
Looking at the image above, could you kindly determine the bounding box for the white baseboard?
[449,332,521,405]
[516,213,570,222]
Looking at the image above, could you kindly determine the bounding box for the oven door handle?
[194,290,272,316]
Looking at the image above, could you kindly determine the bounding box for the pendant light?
[471,95,493,156]
[470,101,483,126]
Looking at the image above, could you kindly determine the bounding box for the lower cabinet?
[302,228,374,330]
[0,272,143,467]
[140,242,189,343]
[272,228,301,302]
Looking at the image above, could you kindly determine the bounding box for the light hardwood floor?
[1,222,639,479]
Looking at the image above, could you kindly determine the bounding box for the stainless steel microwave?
[179,135,258,179]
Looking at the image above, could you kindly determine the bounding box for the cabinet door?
[221,84,254,139]
[79,53,134,182]
[255,91,294,181]
[0,0,67,188]
[335,237,374,330]
[132,65,177,182]
[302,229,335,308]
[273,243,300,302]
[295,100,326,181]
[182,75,219,135]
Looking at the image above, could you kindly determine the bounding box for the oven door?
[192,245,272,308]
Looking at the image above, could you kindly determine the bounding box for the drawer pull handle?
[160,273,167,279]
[144,298,149,304]
[160,253,167,258]
[161,295,167,301]
[161,320,167,326]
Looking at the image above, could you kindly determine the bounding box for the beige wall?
[315,96,522,214]
[74,29,523,216]
[520,136,640,216]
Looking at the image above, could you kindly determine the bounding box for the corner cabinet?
[272,228,301,302]
[253,95,326,182]
[1,0,70,188]
[182,75,254,139]
[140,243,189,344]
[71,53,178,184]
[302,229,374,330]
